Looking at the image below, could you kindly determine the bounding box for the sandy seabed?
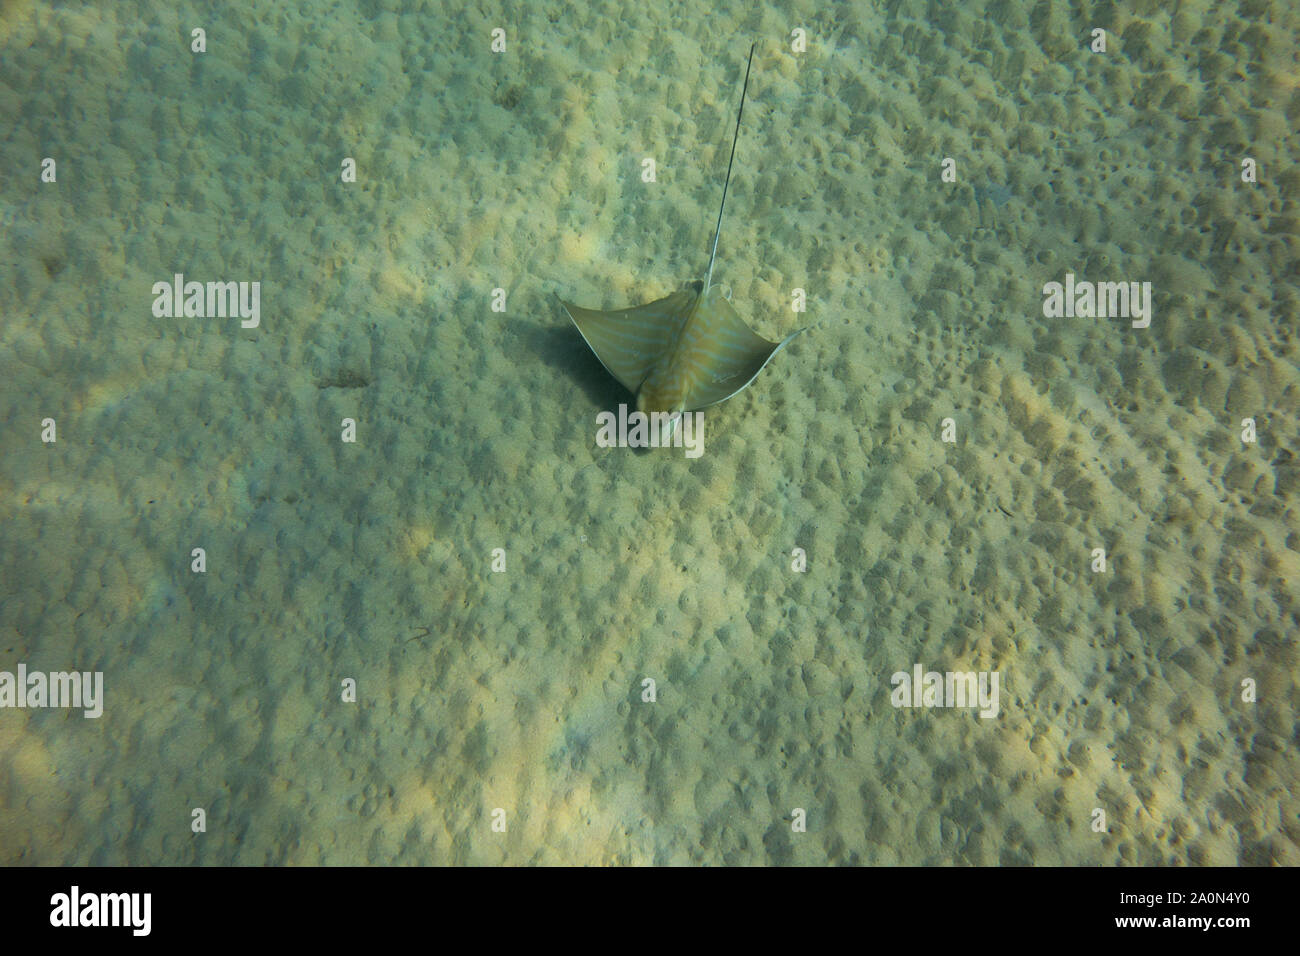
[0,0,1297,864]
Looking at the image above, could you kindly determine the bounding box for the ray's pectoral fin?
[557,285,700,394]
[683,290,806,410]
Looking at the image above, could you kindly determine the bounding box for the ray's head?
[635,388,684,445]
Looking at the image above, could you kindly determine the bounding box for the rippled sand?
[0,0,1296,864]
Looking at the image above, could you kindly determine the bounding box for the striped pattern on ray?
[560,282,803,415]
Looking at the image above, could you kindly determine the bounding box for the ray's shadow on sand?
[510,313,629,413]
[510,308,660,458]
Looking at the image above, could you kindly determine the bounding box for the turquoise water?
[0,0,1296,865]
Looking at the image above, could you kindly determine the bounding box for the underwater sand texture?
[0,0,1297,865]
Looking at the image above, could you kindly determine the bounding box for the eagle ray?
[558,44,806,439]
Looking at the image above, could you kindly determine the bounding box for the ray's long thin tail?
[705,42,756,294]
